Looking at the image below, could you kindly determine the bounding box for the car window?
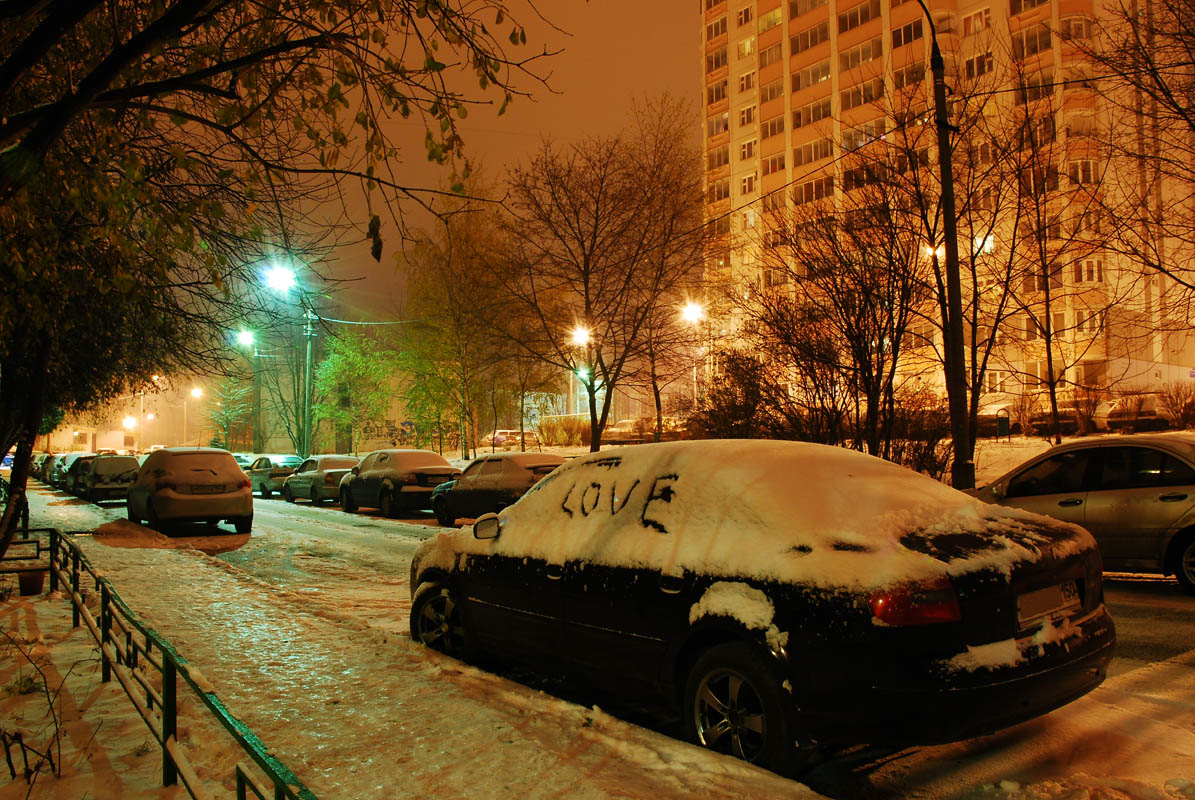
[461,460,486,479]
[322,456,359,469]
[298,460,315,473]
[378,453,390,464]
[252,458,269,469]
[1099,447,1195,490]
[1006,450,1092,498]
[476,460,505,480]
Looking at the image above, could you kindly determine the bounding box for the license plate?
[426,476,449,485]
[1018,582,1081,627]
[191,484,224,494]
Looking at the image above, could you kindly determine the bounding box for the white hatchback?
[127,447,253,533]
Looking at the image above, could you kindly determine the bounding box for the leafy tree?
[313,329,394,455]
[207,378,253,451]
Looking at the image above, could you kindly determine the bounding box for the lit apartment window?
[1010,0,1049,15]
[841,78,882,111]
[707,144,730,170]
[740,139,757,159]
[794,175,834,204]
[707,79,728,105]
[759,42,783,67]
[707,111,730,138]
[763,152,787,175]
[708,177,731,202]
[789,0,829,17]
[963,8,992,35]
[759,7,783,33]
[738,37,757,60]
[793,60,832,91]
[1012,24,1052,60]
[761,114,786,138]
[794,137,834,165]
[840,37,882,71]
[741,172,758,194]
[843,117,886,149]
[965,53,993,79]
[1069,159,1097,185]
[793,97,832,129]
[893,62,925,90]
[706,17,728,41]
[740,105,757,126]
[739,71,756,92]
[737,5,754,26]
[1061,16,1093,40]
[706,46,728,73]
[838,0,881,34]
[743,209,756,228]
[892,19,924,49]
[985,370,1008,393]
[792,21,830,55]
[761,77,784,103]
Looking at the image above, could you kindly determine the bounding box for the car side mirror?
[350,466,360,475]
[991,482,1006,499]
[474,513,501,540]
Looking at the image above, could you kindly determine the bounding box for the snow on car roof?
[427,440,1082,590]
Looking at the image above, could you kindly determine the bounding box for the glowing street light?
[236,330,255,348]
[122,416,137,430]
[680,301,705,325]
[570,326,591,347]
[263,263,297,294]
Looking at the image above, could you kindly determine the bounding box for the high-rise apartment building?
[700,0,1195,423]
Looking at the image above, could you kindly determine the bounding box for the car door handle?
[1159,493,1189,502]
[659,574,685,594]
[545,564,564,581]
[1057,498,1083,507]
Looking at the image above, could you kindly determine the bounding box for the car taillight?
[399,472,416,483]
[325,474,337,484]
[870,576,962,626]
[238,478,250,488]
[154,479,177,491]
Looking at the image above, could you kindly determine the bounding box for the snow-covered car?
[430,453,566,526]
[604,418,646,445]
[478,430,540,450]
[969,432,1195,592]
[245,453,303,498]
[282,454,360,505]
[127,447,253,533]
[63,454,98,495]
[1107,394,1173,432]
[51,452,95,491]
[81,454,140,502]
[409,440,1116,773]
[339,449,460,517]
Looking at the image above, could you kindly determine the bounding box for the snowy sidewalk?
[66,519,815,799]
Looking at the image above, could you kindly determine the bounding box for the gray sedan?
[969,432,1195,592]
[282,455,360,505]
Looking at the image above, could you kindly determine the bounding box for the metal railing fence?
[27,528,318,800]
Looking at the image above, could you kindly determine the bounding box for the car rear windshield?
[322,457,359,469]
[163,453,239,474]
[91,456,139,475]
[389,452,450,469]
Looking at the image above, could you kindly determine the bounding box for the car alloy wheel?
[684,642,804,773]
[1176,535,1195,594]
[409,584,470,658]
[259,483,271,499]
[340,489,356,513]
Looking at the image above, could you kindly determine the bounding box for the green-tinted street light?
[236,330,255,348]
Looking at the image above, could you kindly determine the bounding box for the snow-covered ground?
[3,436,1195,799]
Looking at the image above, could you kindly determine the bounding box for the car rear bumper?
[801,607,1115,746]
[153,490,253,522]
[88,486,131,501]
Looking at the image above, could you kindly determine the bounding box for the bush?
[537,414,590,447]
[1158,381,1195,429]
[888,388,951,480]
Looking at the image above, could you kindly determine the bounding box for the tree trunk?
[0,336,50,561]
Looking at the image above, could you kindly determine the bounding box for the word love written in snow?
[559,473,679,533]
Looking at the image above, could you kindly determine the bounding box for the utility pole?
[916,0,974,489]
[303,307,316,458]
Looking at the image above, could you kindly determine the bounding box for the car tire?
[234,516,252,534]
[145,500,163,531]
[311,488,324,507]
[259,482,271,499]
[432,497,453,527]
[127,503,139,524]
[683,642,807,774]
[409,583,472,659]
[380,487,395,518]
[283,485,295,503]
[340,489,357,513]
[1174,534,1195,594]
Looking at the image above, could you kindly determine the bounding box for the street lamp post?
[263,263,317,458]
[681,301,706,406]
[182,386,203,446]
[913,0,973,489]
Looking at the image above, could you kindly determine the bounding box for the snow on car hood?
[416,440,1090,590]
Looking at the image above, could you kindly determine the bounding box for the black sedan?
[339,448,460,517]
[409,440,1115,773]
[430,452,565,526]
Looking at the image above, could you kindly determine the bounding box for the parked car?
[245,454,303,498]
[604,419,646,445]
[82,454,141,502]
[478,430,540,450]
[339,449,460,517]
[63,454,98,495]
[30,453,51,479]
[1028,398,1112,437]
[409,440,1115,773]
[232,452,254,468]
[1107,394,1172,432]
[282,455,360,505]
[430,453,566,526]
[969,432,1195,592]
[38,454,61,483]
[51,452,94,490]
[127,447,252,533]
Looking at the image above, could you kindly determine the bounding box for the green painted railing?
[36,528,318,800]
